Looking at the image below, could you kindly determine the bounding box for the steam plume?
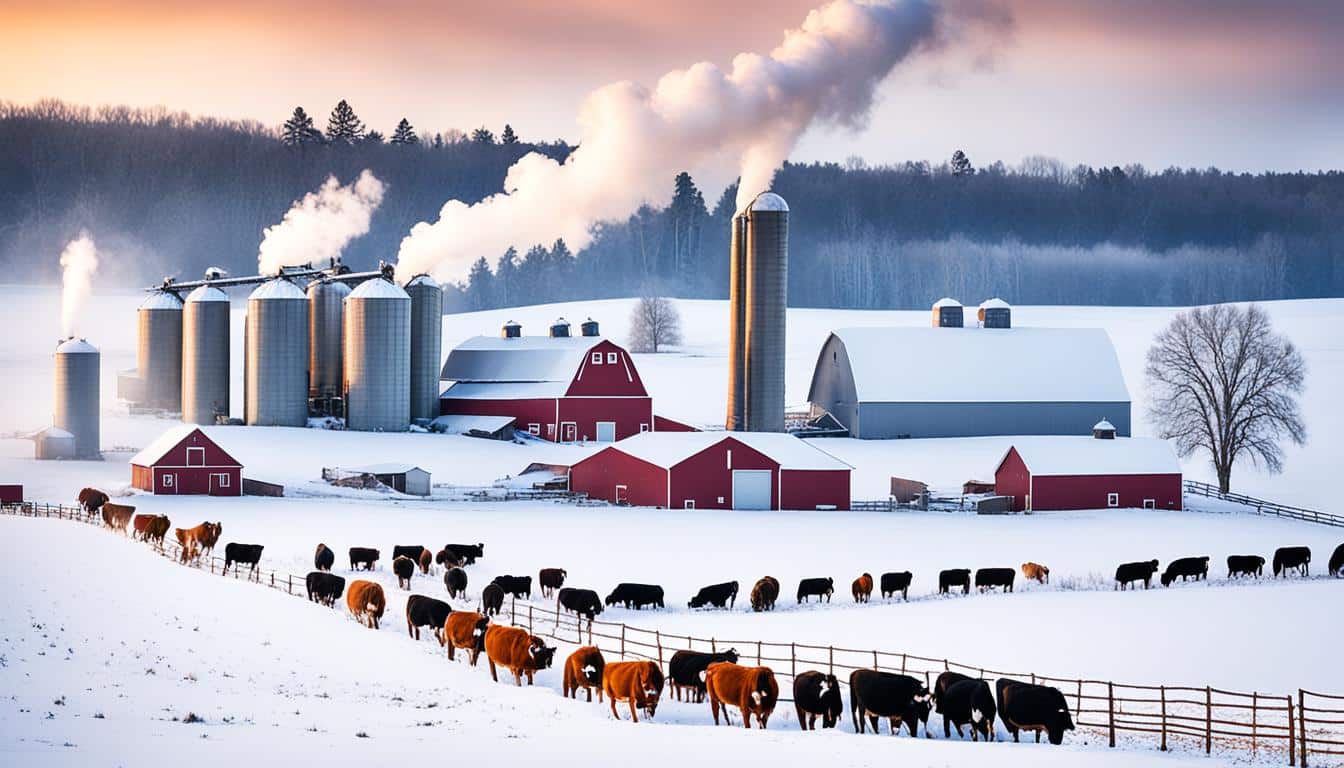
[258,170,385,275]
[397,0,944,282]
[58,231,99,338]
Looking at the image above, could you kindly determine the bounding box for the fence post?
[1078,680,1084,719]
[901,654,907,674]
[828,646,834,675]
[270,572,274,588]
[1160,685,1168,751]
[1107,682,1116,748]
[757,641,762,667]
[873,650,879,671]
[791,643,796,679]
[711,638,716,653]
[1205,686,1212,755]
[621,625,626,658]
[287,574,292,595]
[656,631,663,667]
[1288,695,1296,767]
[1251,691,1258,757]
[528,604,533,635]
[1299,690,1308,768]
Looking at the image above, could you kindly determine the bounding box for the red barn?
[993,431,1182,512]
[439,322,652,443]
[569,432,851,511]
[130,425,242,496]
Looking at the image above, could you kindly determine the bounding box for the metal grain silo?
[135,291,183,410]
[344,277,410,431]
[744,192,788,432]
[181,285,230,424]
[404,274,442,422]
[244,278,309,426]
[53,338,101,459]
[307,279,350,405]
[725,212,747,431]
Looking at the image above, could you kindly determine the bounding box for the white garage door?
[732,470,772,510]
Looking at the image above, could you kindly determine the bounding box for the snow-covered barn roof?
[439,381,569,400]
[347,463,428,476]
[821,326,1130,404]
[130,425,240,468]
[429,414,516,435]
[996,436,1180,477]
[588,432,851,471]
[440,335,603,384]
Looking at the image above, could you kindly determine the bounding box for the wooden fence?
[1185,480,1344,529]
[4,499,1341,766]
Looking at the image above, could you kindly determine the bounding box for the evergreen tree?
[325,99,366,144]
[390,118,418,145]
[471,126,495,145]
[500,124,518,145]
[465,256,494,309]
[950,149,974,177]
[495,247,519,307]
[668,171,707,273]
[432,132,444,149]
[359,130,384,145]
[280,106,322,146]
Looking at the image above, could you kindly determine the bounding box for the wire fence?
[4,498,1341,766]
[1185,480,1344,529]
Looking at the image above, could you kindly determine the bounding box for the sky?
[1,0,1341,172]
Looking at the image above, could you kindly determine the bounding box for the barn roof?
[429,414,516,435]
[819,326,1130,404]
[347,463,429,476]
[439,381,569,400]
[440,335,604,384]
[996,436,1180,477]
[129,425,241,468]
[587,432,851,471]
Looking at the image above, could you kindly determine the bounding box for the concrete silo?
[743,192,788,433]
[181,285,230,424]
[725,213,747,431]
[404,274,442,422]
[53,338,101,459]
[136,291,183,411]
[344,277,410,431]
[307,279,350,414]
[244,278,309,426]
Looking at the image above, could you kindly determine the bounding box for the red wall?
[994,448,1032,512]
[669,437,778,510]
[569,448,668,507]
[1034,473,1182,511]
[150,428,241,469]
[0,484,22,504]
[132,428,243,496]
[780,469,850,511]
[566,340,648,397]
[558,397,652,442]
[152,466,242,496]
[654,415,699,432]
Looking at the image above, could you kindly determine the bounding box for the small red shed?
[0,484,22,504]
[993,430,1182,512]
[130,425,242,496]
[569,432,851,511]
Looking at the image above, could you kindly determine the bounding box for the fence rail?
[4,499,1341,766]
[1185,480,1344,529]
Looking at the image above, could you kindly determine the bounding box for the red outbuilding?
[569,431,852,511]
[439,320,652,443]
[130,425,242,496]
[993,424,1182,512]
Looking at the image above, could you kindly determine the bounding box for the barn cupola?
[501,320,521,339]
[932,297,964,328]
[581,318,600,337]
[1093,419,1117,439]
[549,317,571,338]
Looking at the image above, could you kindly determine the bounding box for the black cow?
[1227,554,1266,579]
[667,648,739,703]
[941,679,996,741]
[444,542,485,565]
[1330,544,1344,578]
[934,671,973,710]
[1273,546,1311,577]
[557,587,603,620]
[1114,559,1160,590]
[539,567,566,597]
[393,555,415,590]
[481,582,505,616]
[222,543,264,580]
[796,577,834,604]
[939,569,971,595]
[305,571,345,607]
[435,547,464,569]
[405,594,452,642]
[849,669,931,736]
[688,581,738,609]
[349,547,380,571]
[605,583,664,610]
[1160,556,1209,587]
[444,567,468,599]
[975,567,1015,593]
[491,575,532,599]
[996,678,1074,745]
[314,543,335,572]
[392,545,426,563]
[880,571,913,600]
[793,671,843,730]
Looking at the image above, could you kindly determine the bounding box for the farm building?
[992,423,1182,512]
[569,431,851,511]
[0,484,21,504]
[439,321,652,443]
[807,325,1131,439]
[129,426,242,496]
[346,464,431,496]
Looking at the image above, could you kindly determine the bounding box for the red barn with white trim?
[993,429,1182,512]
[439,324,652,443]
[569,432,851,510]
[130,425,242,496]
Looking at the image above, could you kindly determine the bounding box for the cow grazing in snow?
[77,487,109,516]
[392,545,427,564]
[880,571,912,600]
[101,503,135,534]
[348,547,379,571]
[605,583,664,610]
[392,555,415,590]
[417,549,433,575]
[346,580,386,629]
[444,542,485,565]
[689,581,738,609]
[175,522,221,564]
[1329,544,1344,578]
[939,568,971,595]
[997,678,1074,745]
[563,646,606,702]
[976,567,1016,593]
[793,671,843,730]
[1114,559,1160,590]
[1227,555,1265,579]
[668,648,739,703]
[941,679,996,741]
[314,543,335,572]
[557,587,603,620]
[443,611,489,665]
[435,547,464,569]
[483,625,556,686]
[1021,562,1050,584]
[705,663,779,730]
[1160,556,1209,586]
[603,660,665,722]
[444,567,468,599]
[539,568,567,598]
[491,574,532,599]
[305,571,345,607]
[852,573,874,603]
[222,543,263,580]
[796,577,833,604]
[849,669,931,737]
[405,594,452,642]
[481,582,505,617]
[1273,546,1311,577]
[750,576,779,612]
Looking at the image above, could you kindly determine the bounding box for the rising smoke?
[397,0,951,283]
[58,231,99,338]
[257,170,385,275]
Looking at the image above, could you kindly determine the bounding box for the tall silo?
[136,291,183,410]
[344,277,410,431]
[307,279,350,410]
[53,338,101,459]
[744,192,788,432]
[181,285,230,424]
[245,278,309,426]
[405,274,442,422]
[725,213,747,431]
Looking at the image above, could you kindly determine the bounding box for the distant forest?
[2,99,1341,311]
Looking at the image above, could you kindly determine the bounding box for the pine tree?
[390,118,418,145]
[465,257,494,309]
[326,100,366,144]
[360,130,384,145]
[950,149,974,177]
[432,133,444,149]
[494,247,518,307]
[500,124,518,145]
[281,106,322,146]
[668,172,707,273]
[471,126,495,145]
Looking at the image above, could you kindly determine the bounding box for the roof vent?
[501,320,521,339]
[549,318,571,338]
[580,318,600,337]
[932,298,963,328]
[1093,419,1117,440]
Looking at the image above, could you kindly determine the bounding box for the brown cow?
[1021,562,1050,584]
[483,624,556,686]
[174,522,220,563]
[133,514,171,547]
[132,513,153,539]
[852,572,874,603]
[196,521,223,558]
[750,576,780,612]
[346,580,386,629]
[603,660,665,722]
[443,611,490,665]
[418,548,433,575]
[77,487,109,516]
[101,503,135,534]
[563,646,606,702]
[705,662,779,729]
[393,555,415,590]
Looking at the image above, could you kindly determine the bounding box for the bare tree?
[1145,304,1306,493]
[628,292,681,353]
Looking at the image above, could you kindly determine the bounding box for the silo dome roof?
[185,285,229,303]
[1093,419,1116,431]
[139,291,183,310]
[406,274,439,289]
[750,192,789,212]
[248,278,305,301]
[349,277,409,300]
[55,338,98,354]
[980,297,1010,309]
[933,297,962,308]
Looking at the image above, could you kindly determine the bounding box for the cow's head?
[1147,559,1160,572]
[641,669,664,718]
[604,592,617,606]
[473,617,490,650]
[1160,572,1173,587]
[529,639,556,669]
[722,648,740,664]
[582,663,602,687]
[687,597,701,608]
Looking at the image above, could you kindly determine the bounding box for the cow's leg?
[1035,730,1040,743]
[710,696,720,726]
[609,696,620,720]
[944,715,952,738]
[447,644,456,661]
[488,659,498,682]
[513,669,522,686]
[629,698,639,723]
[796,703,807,730]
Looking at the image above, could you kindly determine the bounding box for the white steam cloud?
[397,0,945,282]
[58,231,99,338]
[258,170,385,275]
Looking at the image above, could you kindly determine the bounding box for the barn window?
[1107,492,1119,508]
[639,423,649,433]
[717,496,725,504]
[187,447,205,466]
[162,474,174,488]
[1143,498,1156,509]
[217,474,230,488]
[528,423,540,435]
[725,449,732,469]
[591,352,603,365]
[607,352,618,364]
[684,500,695,509]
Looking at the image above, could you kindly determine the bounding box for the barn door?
[161,472,177,495]
[560,422,577,443]
[596,422,616,442]
[615,484,628,505]
[732,470,772,511]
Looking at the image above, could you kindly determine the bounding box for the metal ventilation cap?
[1093,418,1116,432]
[139,291,183,310]
[55,337,98,354]
[185,285,229,303]
[248,277,306,301]
[750,192,789,212]
[933,297,962,308]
